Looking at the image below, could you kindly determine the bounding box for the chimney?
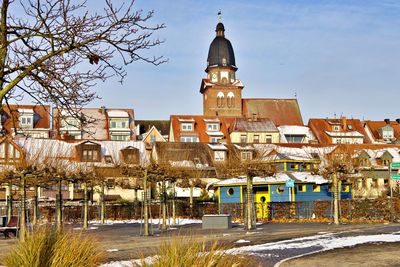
[252,113,258,122]
[342,116,347,130]
[100,106,106,115]
[384,118,390,125]
[396,119,400,124]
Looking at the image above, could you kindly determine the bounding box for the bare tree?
[0,0,166,115]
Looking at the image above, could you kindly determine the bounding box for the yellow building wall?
[230,132,280,144]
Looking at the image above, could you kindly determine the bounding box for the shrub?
[138,236,259,267]
[2,228,104,267]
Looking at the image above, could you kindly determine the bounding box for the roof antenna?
[294,91,297,98]
[218,10,222,22]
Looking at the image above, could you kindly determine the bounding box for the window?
[383,159,391,166]
[217,92,224,107]
[109,118,129,129]
[214,151,226,161]
[290,164,299,170]
[227,92,234,108]
[111,134,129,141]
[312,185,320,192]
[240,135,247,143]
[285,134,305,143]
[0,142,21,163]
[341,185,350,192]
[227,187,234,196]
[253,135,260,144]
[276,186,285,194]
[105,155,113,164]
[207,123,219,131]
[180,136,198,142]
[265,135,272,144]
[121,147,140,164]
[260,196,266,203]
[210,137,220,143]
[333,125,340,131]
[181,123,193,131]
[82,149,99,161]
[298,185,306,192]
[241,151,252,161]
[150,135,156,143]
[106,179,115,189]
[79,142,101,162]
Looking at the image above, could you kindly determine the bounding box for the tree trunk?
[100,182,105,224]
[83,183,88,229]
[33,185,39,225]
[56,179,63,231]
[6,182,12,223]
[172,182,176,225]
[333,173,339,225]
[161,180,167,230]
[189,183,194,218]
[246,174,255,230]
[19,173,26,241]
[143,170,149,236]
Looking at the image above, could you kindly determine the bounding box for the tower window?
[227,92,234,108]
[222,58,227,66]
[217,92,224,107]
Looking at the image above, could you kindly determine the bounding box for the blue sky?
[88,0,400,122]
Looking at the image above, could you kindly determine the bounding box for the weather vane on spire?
[218,10,222,22]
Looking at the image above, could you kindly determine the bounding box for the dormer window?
[207,123,219,131]
[333,125,340,132]
[241,151,252,160]
[214,150,226,161]
[121,146,140,164]
[18,109,34,128]
[110,118,128,129]
[181,123,193,131]
[0,141,22,164]
[77,142,101,162]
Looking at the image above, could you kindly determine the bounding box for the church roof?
[242,98,304,126]
[207,22,236,69]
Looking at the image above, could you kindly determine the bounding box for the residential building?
[308,117,371,144]
[1,104,51,138]
[230,117,280,144]
[135,120,170,144]
[169,115,232,143]
[278,125,317,143]
[53,107,135,141]
[364,119,400,144]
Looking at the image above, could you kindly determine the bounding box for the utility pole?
[246,174,255,230]
[333,172,339,225]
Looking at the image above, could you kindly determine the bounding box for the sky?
[86,0,400,121]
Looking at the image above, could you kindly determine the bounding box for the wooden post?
[246,174,255,230]
[161,180,167,230]
[100,182,105,224]
[189,182,194,218]
[172,182,176,225]
[143,169,149,236]
[333,173,339,225]
[56,178,63,231]
[83,183,88,229]
[33,185,39,225]
[6,182,12,223]
[19,173,26,241]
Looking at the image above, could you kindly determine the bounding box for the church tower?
[200,21,243,117]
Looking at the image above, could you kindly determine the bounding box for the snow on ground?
[227,232,400,255]
[89,218,202,226]
[100,232,400,267]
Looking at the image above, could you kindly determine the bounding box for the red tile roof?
[2,104,50,134]
[170,115,233,143]
[242,98,303,126]
[364,120,400,141]
[308,118,371,144]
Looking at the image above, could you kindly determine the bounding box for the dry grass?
[137,236,260,267]
[2,227,104,267]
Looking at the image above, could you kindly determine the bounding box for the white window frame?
[180,136,198,142]
[181,123,193,131]
[207,123,219,131]
[109,118,129,129]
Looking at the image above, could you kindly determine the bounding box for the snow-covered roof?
[208,144,227,150]
[107,110,129,118]
[18,108,34,114]
[234,144,254,150]
[206,131,224,136]
[203,118,220,123]
[214,172,328,186]
[325,131,364,137]
[278,125,311,135]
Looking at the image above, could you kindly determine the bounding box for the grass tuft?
[138,236,260,267]
[2,227,104,267]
